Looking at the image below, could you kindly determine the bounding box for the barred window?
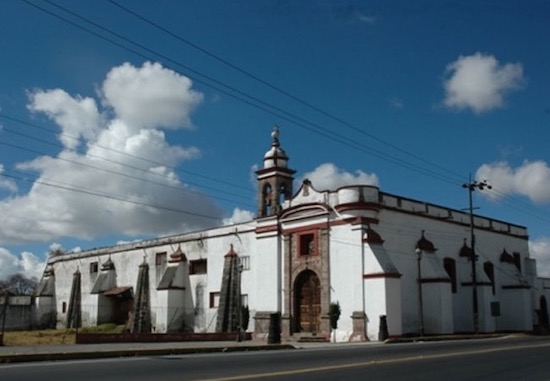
[190,259,207,275]
[239,256,251,271]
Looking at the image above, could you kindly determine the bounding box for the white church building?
[35,128,550,341]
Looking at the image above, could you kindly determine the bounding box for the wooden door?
[295,270,321,333]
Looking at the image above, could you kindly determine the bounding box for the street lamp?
[236,263,244,342]
[462,174,491,334]
[415,248,424,336]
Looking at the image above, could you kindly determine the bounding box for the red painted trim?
[281,216,376,235]
[350,216,379,226]
[335,202,380,213]
[76,332,253,344]
[282,222,329,234]
[363,272,402,279]
[279,203,330,220]
[255,167,296,176]
[224,244,238,257]
[255,225,279,234]
[332,217,359,226]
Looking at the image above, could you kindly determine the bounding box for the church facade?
[35,128,550,341]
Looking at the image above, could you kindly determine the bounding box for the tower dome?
[256,126,295,218]
[263,126,289,169]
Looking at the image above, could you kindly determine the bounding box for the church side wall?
[47,224,258,333]
[377,205,531,335]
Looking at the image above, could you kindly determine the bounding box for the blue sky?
[1,0,550,279]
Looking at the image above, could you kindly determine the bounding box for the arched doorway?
[294,270,321,333]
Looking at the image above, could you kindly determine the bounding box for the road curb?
[383,333,512,344]
[0,344,295,364]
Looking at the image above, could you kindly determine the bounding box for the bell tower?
[256,126,295,218]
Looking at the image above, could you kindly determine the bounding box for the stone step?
[297,335,330,343]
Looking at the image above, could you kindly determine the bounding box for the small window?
[209,292,220,308]
[156,252,167,266]
[190,259,207,275]
[62,302,67,313]
[241,294,249,307]
[299,233,316,256]
[263,183,273,216]
[90,262,99,274]
[239,256,251,271]
[279,184,289,206]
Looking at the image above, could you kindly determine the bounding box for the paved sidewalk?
[0,339,331,364]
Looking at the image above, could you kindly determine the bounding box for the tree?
[48,246,65,257]
[329,301,341,330]
[0,273,38,295]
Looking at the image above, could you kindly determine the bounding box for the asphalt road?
[1,335,549,380]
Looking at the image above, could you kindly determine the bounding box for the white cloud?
[332,3,375,25]
[223,208,255,225]
[443,52,525,113]
[0,164,17,193]
[389,97,403,109]
[530,238,550,278]
[102,62,203,130]
[87,119,200,170]
[355,12,375,24]
[301,163,378,191]
[0,248,45,281]
[476,160,550,203]
[28,88,101,150]
[0,62,224,245]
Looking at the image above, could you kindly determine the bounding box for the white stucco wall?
[254,230,280,313]
[329,224,364,341]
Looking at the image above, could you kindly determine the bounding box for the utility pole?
[1,291,8,341]
[462,174,491,334]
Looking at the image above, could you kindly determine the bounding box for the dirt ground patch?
[3,329,76,346]
[2,324,124,346]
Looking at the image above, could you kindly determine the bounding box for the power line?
[23,0,465,186]
[105,1,550,226]
[104,1,550,227]
[13,0,550,231]
[0,137,254,209]
[0,169,223,222]
[108,0,466,184]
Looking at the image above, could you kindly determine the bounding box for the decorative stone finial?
[271,125,280,146]
[416,230,436,253]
